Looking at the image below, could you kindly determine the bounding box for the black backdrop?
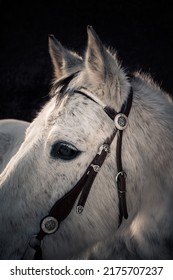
[0,0,172,121]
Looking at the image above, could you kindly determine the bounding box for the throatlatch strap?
[116,87,133,222]
[116,130,128,222]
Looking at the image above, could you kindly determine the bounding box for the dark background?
[0,0,172,122]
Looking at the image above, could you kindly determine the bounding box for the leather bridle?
[22,85,133,260]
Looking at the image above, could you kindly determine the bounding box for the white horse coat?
[0,27,173,259]
[0,119,29,173]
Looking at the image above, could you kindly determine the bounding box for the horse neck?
[116,78,173,257]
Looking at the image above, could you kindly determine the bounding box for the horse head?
[0,27,173,259]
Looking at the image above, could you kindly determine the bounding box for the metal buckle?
[115,171,127,182]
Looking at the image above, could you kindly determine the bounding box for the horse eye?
[50,142,80,160]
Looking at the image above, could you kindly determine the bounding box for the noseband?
[22,85,133,260]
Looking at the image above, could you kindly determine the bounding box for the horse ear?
[85,27,129,106]
[85,26,108,82]
[85,26,123,84]
[49,34,82,79]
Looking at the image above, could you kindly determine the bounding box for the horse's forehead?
[45,94,108,142]
[47,94,103,127]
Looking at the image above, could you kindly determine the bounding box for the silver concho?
[114,113,128,130]
[41,216,59,234]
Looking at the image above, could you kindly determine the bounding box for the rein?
[22,86,133,260]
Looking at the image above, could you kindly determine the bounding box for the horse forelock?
[49,71,80,98]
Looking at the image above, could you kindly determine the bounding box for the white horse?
[0,26,173,260]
